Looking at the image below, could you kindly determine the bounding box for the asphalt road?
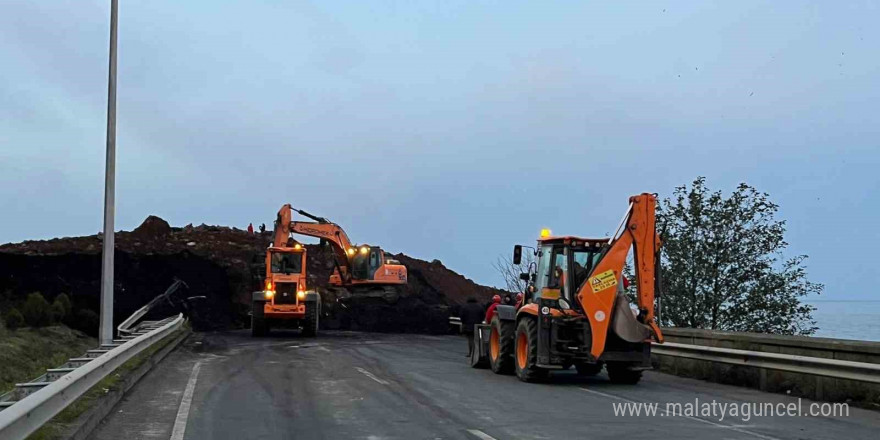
[89,330,880,440]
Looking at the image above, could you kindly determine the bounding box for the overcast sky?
[1,1,877,299]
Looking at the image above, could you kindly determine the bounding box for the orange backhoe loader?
[470,193,664,383]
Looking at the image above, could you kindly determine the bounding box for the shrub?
[22,292,54,328]
[51,301,67,322]
[71,309,100,336]
[4,308,24,330]
[53,293,73,318]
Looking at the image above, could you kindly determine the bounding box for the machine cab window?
[270,252,302,274]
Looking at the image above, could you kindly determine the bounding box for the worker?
[259,223,266,234]
[460,297,484,358]
[514,292,524,309]
[484,294,502,324]
[247,223,254,234]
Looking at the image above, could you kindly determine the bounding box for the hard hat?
[492,294,501,303]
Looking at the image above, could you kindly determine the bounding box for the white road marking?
[355,367,390,385]
[579,388,782,440]
[467,429,499,440]
[170,361,202,440]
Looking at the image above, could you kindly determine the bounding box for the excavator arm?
[274,204,357,282]
[575,193,664,358]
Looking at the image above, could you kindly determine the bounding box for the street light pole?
[99,0,119,347]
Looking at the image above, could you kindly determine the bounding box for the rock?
[133,216,171,238]
[187,242,196,247]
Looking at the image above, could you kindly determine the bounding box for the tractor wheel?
[489,316,515,375]
[302,301,319,337]
[575,361,604,376]
[251,302,268,337]
[607,362,643,384]
[515,318,548,382]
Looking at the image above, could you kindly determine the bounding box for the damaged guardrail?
[0,282,188,440]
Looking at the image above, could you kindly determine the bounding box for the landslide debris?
[0,216,504,334]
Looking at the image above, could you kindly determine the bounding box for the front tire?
[515,318,547,382]
[489,316,515,374]
[302,301,319,337]
[251,301,268,337]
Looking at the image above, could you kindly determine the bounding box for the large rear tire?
[607,362,643,384]
[302,301,319,337]
[489,316,515,375]
[515,318,548,382]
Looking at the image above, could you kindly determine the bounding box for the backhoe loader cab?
[471,194,664,384]
[251,244,320,337]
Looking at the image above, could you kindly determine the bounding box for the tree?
[4,307,24,331]
[21,292,54,328]
[656,177,822,335]
[493,250,535,293]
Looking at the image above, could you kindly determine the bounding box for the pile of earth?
[0,216,505,335]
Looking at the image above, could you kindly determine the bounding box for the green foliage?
[4,308,24,330]
[0,325,95,394]
[657,177,822,335]
[22,292,54,328]
[71,309,100,336]
[53,294,72,320]
[51,301,66,322]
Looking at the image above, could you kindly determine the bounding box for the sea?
[807,301,880,342]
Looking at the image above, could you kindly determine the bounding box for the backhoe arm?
[575,193,664,358]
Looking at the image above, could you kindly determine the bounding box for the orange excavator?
[275,204,407,299]
[471,193,664,383]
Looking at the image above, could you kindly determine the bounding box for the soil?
[0,216,505,334]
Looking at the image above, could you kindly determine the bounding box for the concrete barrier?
[653,328,880,406]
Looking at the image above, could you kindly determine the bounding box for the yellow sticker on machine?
[589,270,618,293]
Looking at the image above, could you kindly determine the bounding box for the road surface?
[89,330,879,440]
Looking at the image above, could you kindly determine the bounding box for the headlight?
[541,306,550,315]
[265,290,274,299]
[558,298,570,310]
[297,290,305,299]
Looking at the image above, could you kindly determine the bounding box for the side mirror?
[519,272,530,281]
[513,245,522,265]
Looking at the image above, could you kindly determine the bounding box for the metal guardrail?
[652,341,880,385]
[450,315,880,384]
[0,286,187,440]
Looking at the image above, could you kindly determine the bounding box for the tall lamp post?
[99,0,119,346]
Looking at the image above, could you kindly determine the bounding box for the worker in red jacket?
[484,294,502,323]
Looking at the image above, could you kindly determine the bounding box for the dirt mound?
[132,216,171,238]
[0,216,504,334]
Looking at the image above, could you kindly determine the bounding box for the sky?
[1,1,878,299]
